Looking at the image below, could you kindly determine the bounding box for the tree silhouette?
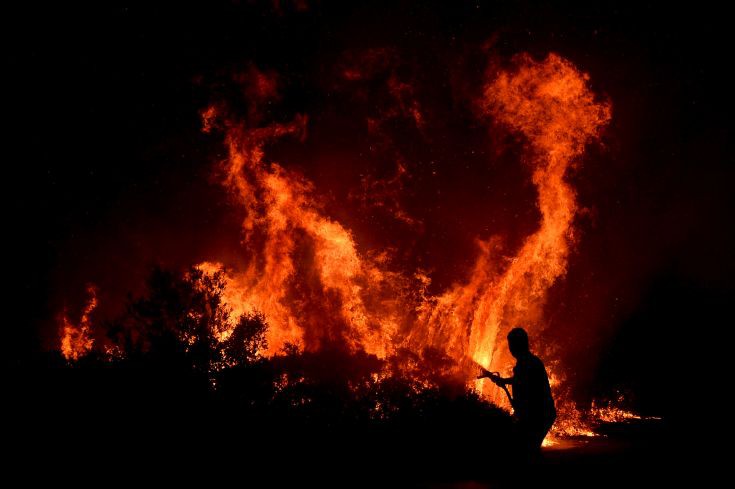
[219,311,268,367]
[35,264,518,478]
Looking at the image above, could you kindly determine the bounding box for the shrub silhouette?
[18,265,517,477]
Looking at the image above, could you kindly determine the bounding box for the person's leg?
[517,419,543,455]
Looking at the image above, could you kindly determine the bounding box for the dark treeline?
[8,266,518,483]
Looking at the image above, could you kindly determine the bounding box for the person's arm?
[497,375,513,386]
[492,374,513,386]
[478,367,515,406]
[477,367,513,386]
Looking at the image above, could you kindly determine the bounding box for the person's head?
[507,327,530,358]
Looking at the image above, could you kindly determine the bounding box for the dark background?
[6,1,733,427]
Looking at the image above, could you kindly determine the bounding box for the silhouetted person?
[479,327,556,453]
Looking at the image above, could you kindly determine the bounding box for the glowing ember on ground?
[591,396,663,423]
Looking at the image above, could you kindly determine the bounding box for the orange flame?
[60,54,613,434]
[200,53,611,400]
[60,285,98,361]
[410,53,611,402]
[200,112,405,356]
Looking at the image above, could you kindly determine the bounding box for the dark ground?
[5,419,698,488]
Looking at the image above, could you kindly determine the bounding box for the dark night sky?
[6,2,733,419]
